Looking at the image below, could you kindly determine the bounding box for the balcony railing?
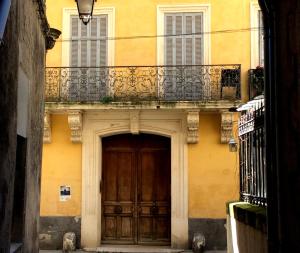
[249,68,264,100]
[239,99,266,206]
[45,65,241,103]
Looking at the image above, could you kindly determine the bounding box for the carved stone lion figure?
[62,232,76,253]
[192,232,206,253]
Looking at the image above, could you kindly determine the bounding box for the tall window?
[164,13,203,65]
[258,10,264,66]
[68,15,108,101]
[70,15,107,67]
[162,12,204,100]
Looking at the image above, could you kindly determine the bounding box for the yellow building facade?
[40,0,262,250]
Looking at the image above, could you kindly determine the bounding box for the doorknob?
[150,206,159,215]
[114,205,122,214]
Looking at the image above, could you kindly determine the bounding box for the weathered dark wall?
[39,216,81,250]
[0,0,47,252]
[259,0,300,252]
[18,0,46,251]
[0,0,20,251]
[188,218,226,250]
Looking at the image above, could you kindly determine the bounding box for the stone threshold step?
[40,250,226,253]
[95,245,184,253]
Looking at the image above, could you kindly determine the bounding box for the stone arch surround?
[81,110,188,249]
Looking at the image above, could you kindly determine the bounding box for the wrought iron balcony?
[249,68,264,100]
[45,65,241,103]
[239,99,266,206]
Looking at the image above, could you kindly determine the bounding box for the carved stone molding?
[130,110,140,135]
[68,110,83,143]
[187,111,199,144]
[221,112,233,144]
[43,111,51,143]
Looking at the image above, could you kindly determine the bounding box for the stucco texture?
[40,115,82,216]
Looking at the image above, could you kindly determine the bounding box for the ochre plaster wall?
[40,115,82,216]
[189,114,239,218]
[40,114,238,218]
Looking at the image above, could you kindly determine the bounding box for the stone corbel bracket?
[43,111,51,143]
[130,110,140,135]
[221,112,233,144]
[68,110,83,143]
[187,111,199,144]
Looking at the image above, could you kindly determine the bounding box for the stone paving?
[40,250,226,253]
[40,245,227,253]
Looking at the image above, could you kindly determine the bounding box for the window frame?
[62,7,115,67]
[157,4,211,66]
[250,2,264,68]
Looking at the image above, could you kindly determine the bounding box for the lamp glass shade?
[228,138,238,152]
[76,0,95,25]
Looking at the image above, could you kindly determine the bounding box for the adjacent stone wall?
[226,202,267,253]
[188,218,227,250]
[0,0,47,252]
[39,217,81,250]
[18,0,46,252]
[0,0,19,251]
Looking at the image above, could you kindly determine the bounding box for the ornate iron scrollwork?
[45,65,241,102]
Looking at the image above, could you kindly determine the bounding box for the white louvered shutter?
[99,16,107,66]
[164,13,203,65]
[71,17,79,67]
[165,15,174,65]
[70,15,108,67]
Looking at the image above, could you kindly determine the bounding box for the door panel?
[102,150,135,243]
[102,134,170,245]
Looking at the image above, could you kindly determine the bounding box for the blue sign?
[0,0,11,40]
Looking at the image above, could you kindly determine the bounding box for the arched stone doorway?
[80,111,188,249]
[101,133,171,245]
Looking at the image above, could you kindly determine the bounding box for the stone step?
[40,246,227,253]
[95,245,184,253]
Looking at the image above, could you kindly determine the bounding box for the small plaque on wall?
[60,186,71,201]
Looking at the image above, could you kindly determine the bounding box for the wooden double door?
[101,134,171,245]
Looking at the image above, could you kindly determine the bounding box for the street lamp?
[228,138,238,152]
[75,0,96,25]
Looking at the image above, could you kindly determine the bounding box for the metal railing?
[249,68,264,100]
[45,65,241,102]
[239,99,266,206]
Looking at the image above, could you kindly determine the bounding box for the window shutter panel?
[99,16,107,66]
[195,14,203,65]
[80,24,88,67]
[185,15,193,65]
[71,17,79,66]
[175,15,183,65]
[90,18,98,66]
[165,15,174,65]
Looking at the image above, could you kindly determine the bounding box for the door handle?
[150,206,159,215]
[114,205,122,214]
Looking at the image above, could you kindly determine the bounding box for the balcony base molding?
[45,100,241,112]
[45,104,240,145]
